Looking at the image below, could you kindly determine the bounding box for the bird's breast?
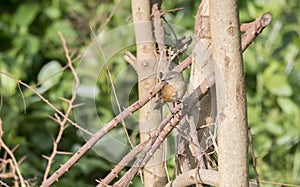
[161,84,177,102]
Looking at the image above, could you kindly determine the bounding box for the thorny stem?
[42,32,81,182]
[114,73,215,186]
[30,12,271,186]
[0,119,26,187]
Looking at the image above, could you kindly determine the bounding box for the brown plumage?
[154,71,186,109]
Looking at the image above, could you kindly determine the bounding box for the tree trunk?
[209,0,248,186]
[131,0,168,186]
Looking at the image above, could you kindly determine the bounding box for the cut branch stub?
[240,12,273,51]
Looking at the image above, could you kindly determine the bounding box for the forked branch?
[41,12,272,186]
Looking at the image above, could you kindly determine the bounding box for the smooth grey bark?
[209,0,248,186]
[131,0,168,186]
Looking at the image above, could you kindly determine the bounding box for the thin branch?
[123,51,137,69]
[114,73,215,186]
[0,180,10,187]
[114,109,182,186]
[162,7,184,14]
[0,118,26,187]
[58,32,80,89]
[42,114,64,182]
[42,32,82,182]
[41,80,166,186]
[17,83,26,114]
[40,13,270,185]
[90,29,134,148]
[97,139,150,186]
[185,115,206,168]
[248,127,260,187]
[208,127,218,155]
[249,179,300,187]
[0,71,93,137]
[35,63,69,88]
[99,0,124,32]
[165,168,218,187]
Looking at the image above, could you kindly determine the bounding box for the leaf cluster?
[0,0,299,186]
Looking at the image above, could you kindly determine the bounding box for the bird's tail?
[153,99,164,110]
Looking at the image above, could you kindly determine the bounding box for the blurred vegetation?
[0,0,299,186]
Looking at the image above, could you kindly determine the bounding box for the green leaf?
[244,49,258,73]
[12,3,39,32]
[265,120,282,136]
[26,35,40,55]
[293,146,300,181]
[45,21,78,44]
[44,6,61,19]
[277,97,299,116]
[276,133,296,147]
[1,73,17,96]
[247,1,258,18]
[0,64,17,96]
[264,74,293,96]
[37,60,62,94]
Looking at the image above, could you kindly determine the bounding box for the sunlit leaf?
[277,97,299,115]
[0,64,18,96]
[37,60,62,93]
[26,35,40,55]
[264,74,293,96]
[265,121,282,136]
[44,6,61,20]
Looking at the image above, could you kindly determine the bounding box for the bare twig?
[42,114,66,182]
[0,159,15,179]
[208,126,218,155]
[0,71,93,137]
[114,73,215,186]
[248,126,260,187]
[0,118,26,187]
[249,179,300,187]
[90,28,134,148]
[97,139,150,186]
[115,110,182,186]
[40,12,270,185]
[175,121,194,175]
[99,0,124,32]
[0,180,10,187]
[42,32,82,182]
[123,51,137,69]
[41,80,166,186]
[17,83,26,114]
[185,115,206,168]
[162,7,184,14]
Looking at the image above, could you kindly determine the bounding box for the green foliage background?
[0,0,299,186]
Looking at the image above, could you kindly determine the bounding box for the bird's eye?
[166,75,174,81]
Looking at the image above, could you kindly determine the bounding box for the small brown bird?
[154,71,187,109]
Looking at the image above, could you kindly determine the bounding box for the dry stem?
[42,32,81,182]
[0,118,26,187]
[0,7,273,186]
[40,13,270,183]
[113,73,215,186]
